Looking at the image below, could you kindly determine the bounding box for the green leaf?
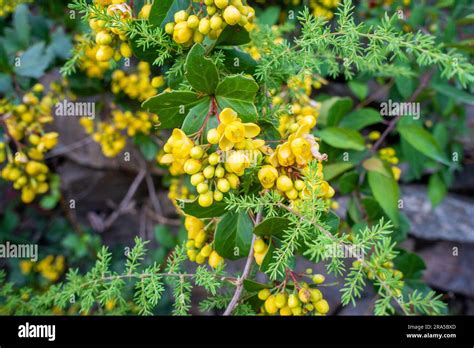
[179,199,227,218]
[149,0,181,27]
[154,225,175,248]
[50,28,73,60]
[0,208,19,235]
[181,97,211,134]
[367,170,400,226]
[0,42,10,73]
[14,4,30,48]
[338,171,358,194]
[432,83,474,105]
[215,25,250,46]
[428,173,447,208]
[318,97,353,127]
[257,6,281,26]
[214,211,253,260]
[319,211,340,234]
[15,42,53,78]
[243,279,270,292]
[215,75,258,122]
[220,48,257,74]
[394,250,426,280]
[185,44,219,94]
[253,217,290,239]
[348,80,368,100]
[323,162,354,181]
[134,134,158,161]
[142,91,204,128]
[398,125,449,165]
[318,127,365,151]
[395,75,415,100]
[339,108,382,130]
[39,193,60,210]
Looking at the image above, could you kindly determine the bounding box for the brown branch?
[102,168,146,230]
[223,209,263,316]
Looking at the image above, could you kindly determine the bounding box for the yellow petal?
[219,108,238,124]
[160,154,174,164]
[219,135,234,151]
[243,123,260,138]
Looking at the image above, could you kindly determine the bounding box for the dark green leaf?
[215,74,258,122]
[215,25,250,46]
[181,97,211,134]
[432,83,474,105]
[179,199,227,218]
[253,217,289,239]
[142,91,204,128]
[214,211,253,260]
[13,4,30,48]
[338,171,359,194]
[394,250,426,280]
[185,44,219,94]
[398,125,449,165]
[243,279,270,292]
[220,48,257,74]
[319,97,353,127]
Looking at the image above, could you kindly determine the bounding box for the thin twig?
[223,209,263,316]
[102,169,146,230]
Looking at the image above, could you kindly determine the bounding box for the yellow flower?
[258,165,279,189]
[216,108,260,151]
[19,260,34,275]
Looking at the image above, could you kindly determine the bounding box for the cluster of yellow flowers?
[165,0,255,45]
[309,0,340,19]
[257,272,329,316]
[76,35,112,79]
[160,108,265,207]
[0,0,31,17]
[111,62,164,102]
[20,255,66,282]
[87,0,140,63]
[259,120,333,203]
[184,215,224,268]
[0,84,62,203]
[80,108,158,157]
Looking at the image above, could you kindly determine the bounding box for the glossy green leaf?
[215,75,258,122]
[185,44,219,94]
[142,91,204,128]
[398,125,449,165]
[367,170,400,226]
[318,127,365,151]
[214,211,253,260]
[323,162,354,181]
[215,25,250,46]
[181,97,211,134]
[253,217,290,239]
[319,97,353,126]
[179,199,227,218]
